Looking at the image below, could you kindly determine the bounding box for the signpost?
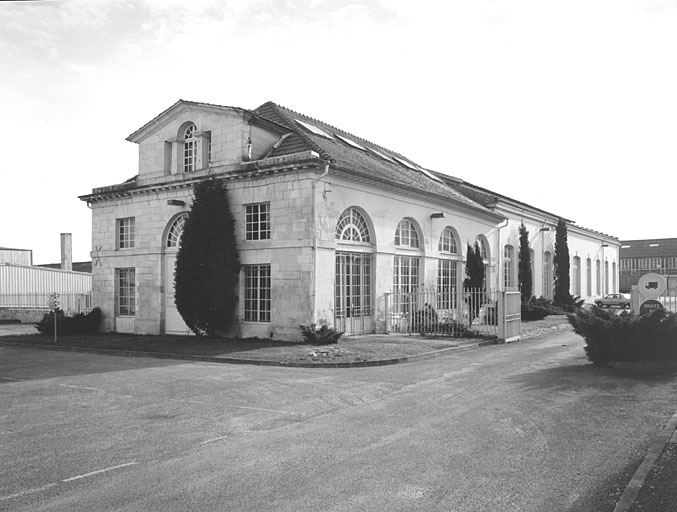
[634,273,667,315]
[48,293,59,343]
[639,299,664,315]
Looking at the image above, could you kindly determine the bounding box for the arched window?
[438,227,458,254]
[437,227,460,309]
[596,259,601,295]
[395,219,420,248]
[335,208,371,243]
[543,251,553,299]
[572,256,581,295]
[503,245,515,288]
[586,258,592,296]
[166,214,187,248]
[183,123,197,172]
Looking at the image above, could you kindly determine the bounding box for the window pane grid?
[393,255,420,314]
[117,217,135,249]
[438,227,457,254]
[437,259,457,309]
[117,268,135,316]
[244,265,271,322]
[395,219,419,248]
[184,124,196,173]
[336,208,370,242]
[166,215,186,248]
[245,203,271,241]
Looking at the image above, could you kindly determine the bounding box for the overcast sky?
[2,0,676,264]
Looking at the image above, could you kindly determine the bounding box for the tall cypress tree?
[464,242,485,322]
[518,222,532,303]
[174,179,240,336]
[553,218,571,306]
[464,242,485,289]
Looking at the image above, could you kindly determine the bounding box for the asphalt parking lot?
[2,330,676,511]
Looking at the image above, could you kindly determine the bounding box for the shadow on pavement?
[508,362,677,393]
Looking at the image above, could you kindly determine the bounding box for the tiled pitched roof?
[253,102,494,215]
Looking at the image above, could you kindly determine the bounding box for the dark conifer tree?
[464,242,485,322]
[174,179,240,336]
[518,222,533,303]
[553,218,571,306]
[464,242,485,289]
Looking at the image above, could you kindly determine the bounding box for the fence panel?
[385,287,498,338]
[0,293,93,314]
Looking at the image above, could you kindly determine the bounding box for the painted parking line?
[58,384,105,392]
[0,483,57,502]
[61,461,139,483]
[0,462,138,503]
[200,435,232,445]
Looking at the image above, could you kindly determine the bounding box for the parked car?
[595,293,630,308]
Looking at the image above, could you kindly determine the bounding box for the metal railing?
[0,293,93,313]
[385,287,499,338]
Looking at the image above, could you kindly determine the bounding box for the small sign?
[637,273,666,299]
[640,299,664,315]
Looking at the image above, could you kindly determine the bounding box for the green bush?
[37,307,102,336]
[567,307,677,363]
[300,324,344,345]
[521,300,550,321]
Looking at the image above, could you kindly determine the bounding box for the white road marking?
[58,384,104,392]
[61,461,138,483]
[200,435,231,445]
[226,405,291,414]
[0,483,57,501]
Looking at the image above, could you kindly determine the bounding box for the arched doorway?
[334,207,374,335]
[163,213,192,335]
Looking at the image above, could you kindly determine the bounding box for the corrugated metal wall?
[0,263,91,294]
[0,249,32,265]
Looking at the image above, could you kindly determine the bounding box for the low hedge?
[567,306,677,363]
[37,307,102,336]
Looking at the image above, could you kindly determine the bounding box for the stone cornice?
[79,151,323,204]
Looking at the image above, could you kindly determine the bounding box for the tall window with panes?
[245,203,271,241]
[116,268,135,316]
[116,217,135,249]
[393,219,422,314]
[244,265,271,322]
[437,227,458,309]
[183,123,197,172]
[503,245,515,289]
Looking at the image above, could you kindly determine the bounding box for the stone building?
[80,100,619,339]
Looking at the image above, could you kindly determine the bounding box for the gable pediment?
[126,100,251,144]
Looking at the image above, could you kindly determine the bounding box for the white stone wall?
[313,174,501,333]
[493,210,619,302]
[89,169,318,339]
[136,110,250,184]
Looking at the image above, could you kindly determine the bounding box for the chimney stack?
[60,233,72,271]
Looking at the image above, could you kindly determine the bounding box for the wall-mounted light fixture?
[167,199,185,206]
[430,213,446,219]
[539,227,551,232]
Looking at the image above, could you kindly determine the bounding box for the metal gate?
[498,289,521,342]
[334,252,374,335]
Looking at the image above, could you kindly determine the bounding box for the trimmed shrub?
[300,324,344,345]
[521,300,550,321]
[567,307,677,363]
[37,307,102,336]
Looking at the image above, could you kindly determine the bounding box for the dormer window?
[183,123,197,172]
